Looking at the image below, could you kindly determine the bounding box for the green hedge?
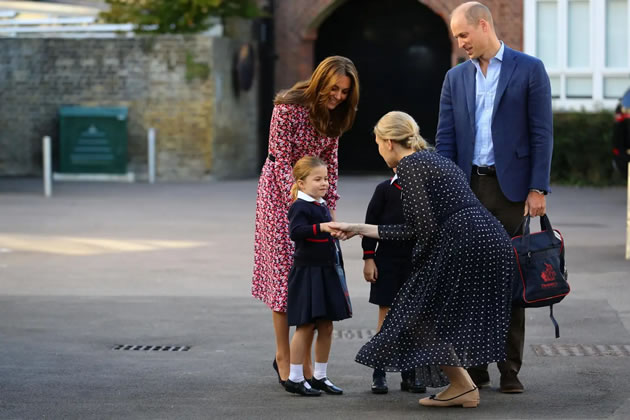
[551,111,624,186]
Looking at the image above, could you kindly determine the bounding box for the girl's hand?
[327,222,358,240]
[320,222,345,235]
[319,222,341,238]
[363,259,378,283]
[319,222,335,233]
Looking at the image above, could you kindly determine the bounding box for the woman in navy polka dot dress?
[330,111,513,409]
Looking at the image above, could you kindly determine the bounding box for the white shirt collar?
[390,174,398,185]
[297,190,326,204]
[495,41,505,61]
[472,40,505,65]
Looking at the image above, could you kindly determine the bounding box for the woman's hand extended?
[327,222,358,240]
[328,222,380,240]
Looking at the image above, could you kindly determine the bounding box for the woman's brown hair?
[274,56,359,138]
[290,156,328,202]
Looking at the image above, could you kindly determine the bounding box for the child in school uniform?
[362,169,426,395]
[284,156,352,397]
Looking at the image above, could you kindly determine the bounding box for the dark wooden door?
[315,0,451,172]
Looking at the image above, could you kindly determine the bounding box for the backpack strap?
[550,305,560,338]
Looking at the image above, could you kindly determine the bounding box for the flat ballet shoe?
[419,387,479,408]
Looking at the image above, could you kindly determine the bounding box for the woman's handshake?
[320,222,380,240]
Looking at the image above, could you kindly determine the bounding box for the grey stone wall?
[0,35,258,180]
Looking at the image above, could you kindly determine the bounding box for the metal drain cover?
[112,344,191,352]
[532,344,630,357]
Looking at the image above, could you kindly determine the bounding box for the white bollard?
[626,161,630,260]
[148,127,156,184]
[43,136,52,197]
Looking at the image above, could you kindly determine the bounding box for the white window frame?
[524,0,630,110]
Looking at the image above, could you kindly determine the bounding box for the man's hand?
[524,191,546,217]
[363,259,378,283]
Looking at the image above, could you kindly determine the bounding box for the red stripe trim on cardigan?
[313,224,318,235]
[306,238,329,243]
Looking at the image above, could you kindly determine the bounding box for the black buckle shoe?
[400,370,426,393]
[284,379,321,396]
[310,377,343,395]
[371,373,388,394]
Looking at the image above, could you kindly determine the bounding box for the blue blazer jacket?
[435,46,553,202]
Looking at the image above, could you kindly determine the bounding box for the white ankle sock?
[314,362,328,380]
[289,364,306,384]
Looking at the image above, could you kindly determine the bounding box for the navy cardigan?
[288,198,343,267]
[361,179,413,261]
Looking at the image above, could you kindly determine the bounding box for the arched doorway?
[315,0,452,173]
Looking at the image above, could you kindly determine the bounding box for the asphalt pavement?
[0,177,629,419]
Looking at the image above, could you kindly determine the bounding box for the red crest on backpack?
[541,263,556,283]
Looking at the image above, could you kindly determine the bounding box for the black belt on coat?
[472,165,496,176]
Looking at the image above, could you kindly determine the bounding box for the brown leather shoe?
[500,373,524,393]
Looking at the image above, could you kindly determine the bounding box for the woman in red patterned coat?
[252,56,359,385]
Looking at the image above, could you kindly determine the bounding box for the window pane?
[550,76,561,98]
[568,0,590,68]
[537,2,558,68]
[604,77,630,98]
[606,0,628,67]
[566,77,592,98]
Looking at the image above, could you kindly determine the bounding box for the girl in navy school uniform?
[284,156,352,397]
[363,168,427,395]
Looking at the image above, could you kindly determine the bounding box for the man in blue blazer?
[436,2,553,393]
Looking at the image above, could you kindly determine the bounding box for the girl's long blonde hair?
[290,156,328,202]
[275,56,359,138]
[374,111,429,151]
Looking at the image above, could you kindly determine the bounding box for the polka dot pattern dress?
[252,104,340,312]
[355,151,513,388]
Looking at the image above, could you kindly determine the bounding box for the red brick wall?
[273,0,523,89]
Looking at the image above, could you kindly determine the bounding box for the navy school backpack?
[511,215,570,338]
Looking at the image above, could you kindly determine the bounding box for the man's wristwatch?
[529,188,546,195]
